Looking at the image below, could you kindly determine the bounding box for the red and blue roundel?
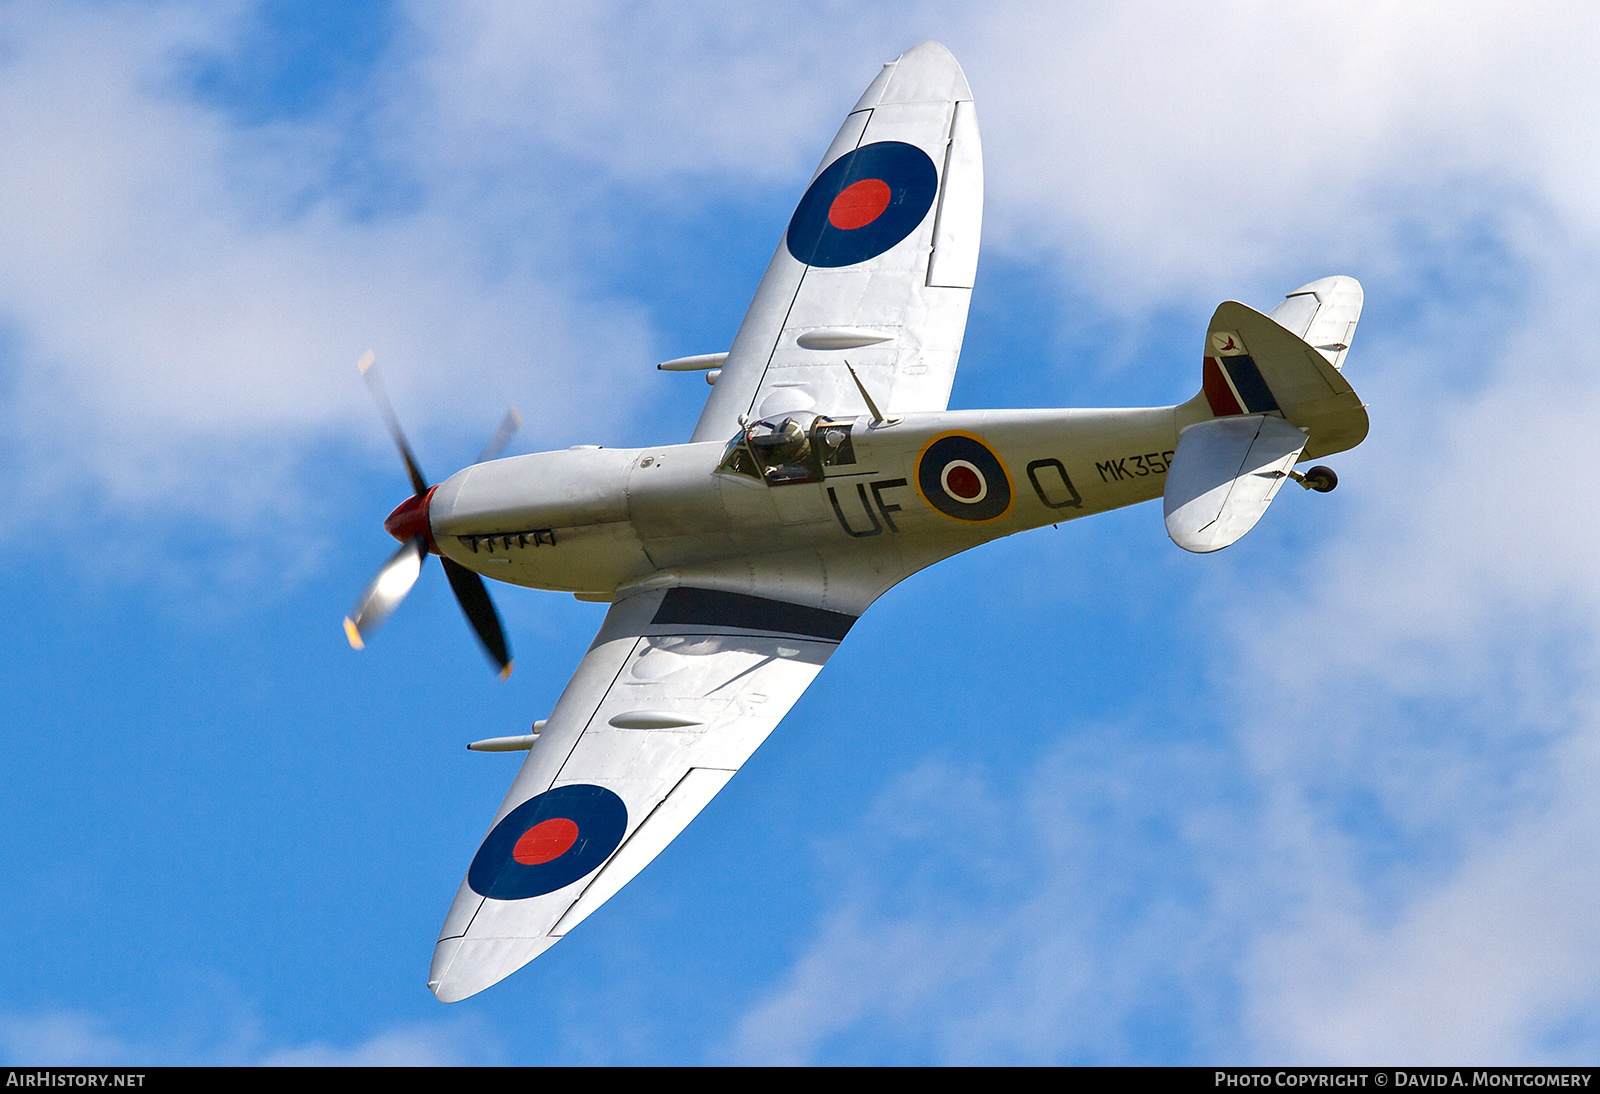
[786,142,939,268]
[916,432,1014,523]
[468,784,628,900]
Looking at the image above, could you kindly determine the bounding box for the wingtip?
[357,349,375,374]
[878,40,970,106]
[429,935,559,1002]
[343,617,365,650]
[498,660,514,682]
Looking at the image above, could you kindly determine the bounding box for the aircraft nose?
[384,486,437,547]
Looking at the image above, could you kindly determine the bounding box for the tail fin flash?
[1168,278,1370,552]
[1199,290,1368,461]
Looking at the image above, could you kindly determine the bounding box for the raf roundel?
[916,433,1014,523]
[467,784,628,901]
[786,141,939,268]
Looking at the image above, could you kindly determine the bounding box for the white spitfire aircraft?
[345,42,1367,1002]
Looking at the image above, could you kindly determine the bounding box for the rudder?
[1165,277,1370,553]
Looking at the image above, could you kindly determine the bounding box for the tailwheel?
[1290,465,1338,493]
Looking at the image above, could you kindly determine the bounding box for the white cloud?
[1227,275,1600,1061]
[967,3,1600,304]
[9,1,1600,538]
[396,1,877,183]
[0,1011,132,1066]
[256,1021,498,1066]
[728,738,1244,1064]
[0,2,654,557]
[720,3,1600,1060]
[0,1008,497,1066]
[11,2,1600,1061]
[730,258,1600,1062]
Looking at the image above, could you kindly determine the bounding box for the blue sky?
[3,0,1600,1065]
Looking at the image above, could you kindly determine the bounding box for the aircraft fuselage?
[423,398,1210,612]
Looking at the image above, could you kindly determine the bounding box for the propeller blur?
[346,352,516,678]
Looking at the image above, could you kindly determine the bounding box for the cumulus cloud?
[0,1012,133,1067]
[396,1,881,183]
[0,1008,497,1066]
[720,1,1600,1064]
[8,1,1600,528]
[255,1021,498,1066]
[968,3,1600,304]
[730,279,1600,1061]
[10,0,1600,1063]
[0,2,654,558]
[729,745,1245,1064]
[1230,279,1600,1062]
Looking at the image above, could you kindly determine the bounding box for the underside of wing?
[690,41,983,442]
[428,586,855,1002]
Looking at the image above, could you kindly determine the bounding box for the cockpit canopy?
[717,413,857,485]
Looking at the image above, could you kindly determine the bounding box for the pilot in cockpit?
[717,413,856,485]
[748,417,812,482]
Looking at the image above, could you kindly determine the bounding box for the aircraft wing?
[428,584,855,1001]
[690,41,982,441]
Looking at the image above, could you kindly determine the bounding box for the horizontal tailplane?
[1164,415,1307,553]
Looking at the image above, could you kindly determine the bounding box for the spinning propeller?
[344,350,521,679]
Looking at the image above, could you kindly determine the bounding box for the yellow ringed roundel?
[914,432,1015,523]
